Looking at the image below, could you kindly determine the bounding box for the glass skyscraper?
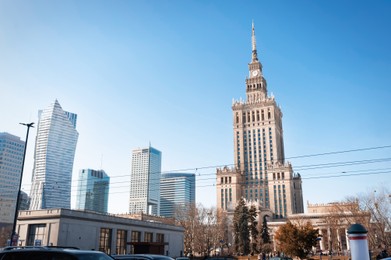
[29,100,79,210]
[75,169,110,213]
[129,146,161,215]
[160,173,196,218]
[0,132,25,224]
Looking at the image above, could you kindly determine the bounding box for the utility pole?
[9,122,34,246]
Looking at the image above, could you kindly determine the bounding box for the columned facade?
[267,202,370,255]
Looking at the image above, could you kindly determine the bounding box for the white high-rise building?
[29,100,79,210]
[0,133,25,224]
[129,146,161,215]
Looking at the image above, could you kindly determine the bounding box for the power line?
[15,155,391,191]
[11,145,391,195]
[13,165,391,197]
[285,145,391,160]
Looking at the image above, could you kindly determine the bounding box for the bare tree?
[176,204,223,257]
[216,208,230,255]
[175,203,200,256]
[327,186,391,257]
[358,187,391,256]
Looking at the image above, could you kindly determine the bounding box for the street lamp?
[9,122,34,246]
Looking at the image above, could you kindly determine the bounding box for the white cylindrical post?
[347,224,369,260]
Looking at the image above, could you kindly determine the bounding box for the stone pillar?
[347,224,369,260]
[345,228,350,251]
[319,229,324,251]
[336,228,341,255]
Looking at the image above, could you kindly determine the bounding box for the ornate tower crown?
[246,22,267,102]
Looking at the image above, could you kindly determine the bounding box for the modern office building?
[29,100,79,210]
[216,23,304,218]
[18,190,30,211]
[75,169,110,213]
[129,146,162,215]
[160,173,196,218]
[0,133,25,224]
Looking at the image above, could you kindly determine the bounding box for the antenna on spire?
[251,21,258,62]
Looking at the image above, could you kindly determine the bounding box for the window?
[156,233,164,243]
[99,228,112,254]
[116,229,127,255]
[27,224,46,246]
[130,231,141,254]
[144,232,153,242]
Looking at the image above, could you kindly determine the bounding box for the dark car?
[112,254,174,260]
[0,247,114,260]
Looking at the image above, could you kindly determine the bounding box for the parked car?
[112,254,174,260]
[0,247,114,260]
[175,257,190,260]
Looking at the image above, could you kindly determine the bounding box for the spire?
[251,21,258,62]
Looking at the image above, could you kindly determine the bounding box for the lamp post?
[9,122,34,246]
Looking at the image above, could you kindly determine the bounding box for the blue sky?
[1,0,390,213]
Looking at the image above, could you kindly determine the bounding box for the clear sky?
[1,0,390,214]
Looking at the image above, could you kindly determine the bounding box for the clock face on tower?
[252,70,259,77]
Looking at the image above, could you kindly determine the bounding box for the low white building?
[15,208,184,257]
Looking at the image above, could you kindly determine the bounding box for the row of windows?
[273,172,285,180]
[235,109,273,124]
[99,228,165,255]
[220,176,232,184]
[273,184,287,217]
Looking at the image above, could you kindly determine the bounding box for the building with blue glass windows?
[76,169,110,213]
[160,173,196,218]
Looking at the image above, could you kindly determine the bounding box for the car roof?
[113,254,173,260]
[0,248,111,255]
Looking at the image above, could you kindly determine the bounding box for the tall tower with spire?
[216,23,304,218]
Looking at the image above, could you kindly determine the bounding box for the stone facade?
[216,23,303,218]
[15,208,184,257]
